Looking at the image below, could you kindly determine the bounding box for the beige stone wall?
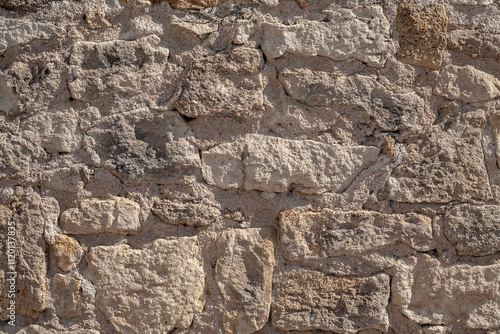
[0,0,499,333]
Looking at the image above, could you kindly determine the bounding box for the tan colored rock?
[202,134,379,194]
[52,274,85,318]
[392,254,500,329]
[443,204,500,256]
[175,47,263,118]
[0,134,35,180]
[433,65,500,103]
[216,228,275,334]
[42,165,89,193]
[160,0,217,9]
[396,1,448,69]
[278,68,426,131]
[171,21,218,39]
[88,237,205,334]
[491,111,500,169]
[152,199,221,226]
[17,325,100,334]
[386,110,491,203]
[449,0,495,4]
[272,270,390,333]
[261,6,396,67]
[53,234,84,272]
[86,6,111,30]
[448,30,500,61]
[60,197,140,234]
[279,209,435,260]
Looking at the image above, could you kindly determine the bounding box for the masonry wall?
[0,0,499,333]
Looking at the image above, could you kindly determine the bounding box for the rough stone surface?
[52,274,85,319]
[53,234,84,272]
[443,204,500,256]
[433,65,500,103]
[272,270,390,333]
[42,165,90,193]
[216,228,275,334]
[60,197,141,234]
[392,254,500,329]
[396,1,448,69]
[448,30,500,60]
[202,134,380,194]
[175,47,264,118]
[152,198,221,226]
[86,6,111,30]
[491,110,500,168]
[88,237,205,334]
[261,6,396,67]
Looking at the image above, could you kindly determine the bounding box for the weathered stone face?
[396,1,448,69]
[392,254,500,329]
[216,228,275,334]
[53,234,84,271]
[272,269,390,333]
[88,237,205,334]
[152,198,221,226]
[52,274,85,318]
[448,30,500,61]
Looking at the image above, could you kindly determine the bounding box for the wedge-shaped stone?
[444,204,500,256]
[0,17,64,53]
[433,65,500,103]
[261,6,396,67]
[88,237,205,334]
[392,254,500,329]
[53,234,84,271]
[152,199,221,226]
[202,134,379,194]
[279,68,426,131]
[216,228,275,334]
[175,48,263,118]
[396,1,448,69]
[279,209,435,263]
[386,110,491,203]
[60,197,140,234]
[272,270,390,333]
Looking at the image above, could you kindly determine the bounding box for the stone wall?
[0,0,499,333]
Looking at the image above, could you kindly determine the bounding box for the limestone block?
[152,199,221,226]
[52,274,85,318]
[0,134,34,180]
[88,237,205,334]
[449,0,495,4]
[202,134,379,194]
[53,234,84,272]
[42,165,89,193]
[448,30,500,61]
[86,6,111,30]
[491,110,500,168]
[216,228,275,334]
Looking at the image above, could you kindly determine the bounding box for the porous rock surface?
[0,0,499,333]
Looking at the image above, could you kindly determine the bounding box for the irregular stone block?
[52,274,85,318]
[175,47,263,118]
[53,234,84,272]
[0,134,34,180]
[396,1,448,69]
[60,197,140,234]
[386,111,491,203]
[88,237,205,334]
[449,0,495,4]
[21,105,81,153]
[88,108,201,185]
[152,199,221,226]
[216,228,275,334]
[443,204,500,256]
[0,17,64,53]
[491,110,500,168]
[171,21,218,39]
[433,65,500,103]
[160,0,217,9]
[272,270,390,333]
[0,62,31,116]
[202,134,379,194]
[0,192,46,320]
[17,325,100,334]
[279,209,435,263]
[86,5,111,30]
[278,68,426,131]
[261,6,396,67]
[392,254,500,329]
[42,165,89,193]
[448,30,500,61]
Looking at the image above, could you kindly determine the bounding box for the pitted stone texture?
[261,6,396,67]
[0,193,46,320]
[396,1,448,69]
[433,65,500,103]
[448,30,500,61]
[53,274,85,319]
[0,134,36,180]
[86,6,111,30]
[152,199,221,226]
[491,111,500,168]
[21,106,81,153]
[88,108,201,185]
[160,0,216,9]
[61,197,140,234]
[202,134,379,194]
[279,209,435,266]
[175,48,263,118]
[392,254,500,329]
[53,234,84,272]
[42,165,90,193]
[386,110,491,203]
[68,36,170,107]
[17,325,100,334]
[272,270,390,333]
[88,237,205,334]
[216,228,275,334]
[449,0,495,4]
[278,68,426,131]
[0,62,32,116]
[0,17,64,53]
[443,204,500,256]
